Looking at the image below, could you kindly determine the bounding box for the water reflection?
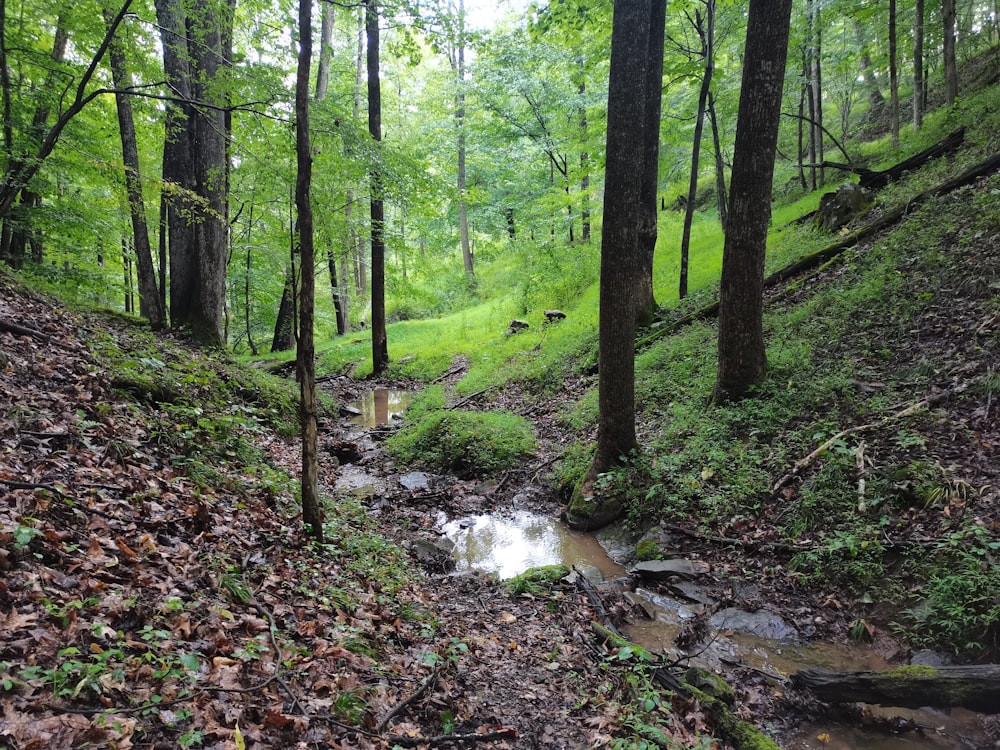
[351,389,412,427]
[441,510,626,580]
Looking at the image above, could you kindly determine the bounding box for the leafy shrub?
[387,408,535,477]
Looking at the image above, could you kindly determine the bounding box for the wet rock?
[665,581,716,606]
[709,607,798,642]
[339,404,362,418]
[328,440,362,464]
[400,472,436,491]
[410,537,456,573]
[629,559,711,581]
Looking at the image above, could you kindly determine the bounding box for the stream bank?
[321,378,999,750]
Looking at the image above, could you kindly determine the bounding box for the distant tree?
[104,8,165,329]
[0,3,133,261]
[678,0,717,300]
[889,0,900,147]
[154,0,234,346]
[942,0,958,105]
[367,0,389,373]
[295,0,322,541]
[572,0,666,522]
[913,0,925,129]
[712,0,793,404]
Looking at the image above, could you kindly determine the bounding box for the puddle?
[350,388,412,428]
[441,509,626,580]
[444,509,993,750]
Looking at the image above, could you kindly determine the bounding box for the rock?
[814,183,874,232]
[709,607,798,641]
[328,440,362,464]
[629,559,711,581]
[399,471,435,491]
[410,538,455,572]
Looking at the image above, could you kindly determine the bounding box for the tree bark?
[105,9,165,329]
[367,0,389,374]
[913,0,924,130]
[707,90,727,233]
[889,0,900,147]
[712,0,793,404]
[679,0,715,301]
[942,0,958,105]
[570,0,666,529]
[793,665,1000,713]
[295,0,322,542]
[635,0,666,327]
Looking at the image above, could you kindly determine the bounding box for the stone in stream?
[629,558,710,581]
[399,471,436,491]
[709,607,798,641]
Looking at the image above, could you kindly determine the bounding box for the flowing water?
[349,388,413,428]
[440,510,993,750]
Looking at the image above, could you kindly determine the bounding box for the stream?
[336,388,992,749]
[440,508,992,750]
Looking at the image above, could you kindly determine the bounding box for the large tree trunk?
[942,0,958,105]
[568,0,666,531]
[913,0,925,130]
[367,0,389,374]
[679,0,715,301]
[105,9,165,329]
[454,0,473,278]
[889,0,900,147]
[712,0,793,404]
[155,0,231,346]
[635,0,666,327]
[294,0,322,542]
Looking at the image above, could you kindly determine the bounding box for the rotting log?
[636,149,1000,350]
[793,665,1000,713]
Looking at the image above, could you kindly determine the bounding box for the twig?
[431,364,467,383]
[387,728,518,747]
[376,665,442,733]
[0,479,69,498]
[0,317,53,343]
[447,386,496,410]
[772,393,948,494]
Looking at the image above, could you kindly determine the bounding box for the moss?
[504,565,570,595]
[885,664,939,679]
[685,667,735,704]
[565,476,624,530]
[681,670,781,750]
[636,539,665,561]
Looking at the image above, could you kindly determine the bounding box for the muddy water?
[441,510,626,580]
[442,510,993,750]
[350,388,412,428]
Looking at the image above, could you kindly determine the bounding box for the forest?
[1,0,1000,747]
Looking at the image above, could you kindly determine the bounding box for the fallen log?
[793,665,1000,713]
[856,127,965,190]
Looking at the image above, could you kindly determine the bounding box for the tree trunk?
[707,90,727,232]
[367,0,389,374]
[793,665,1000,713]
[315,1,335,100]
[854,21,886,120]
[155,0,231,346]
[455,0,473,277]
[579,61,591,243]
[712,0,793,404]
[679,1,715,301]
[294,0,322,542]
[889,0,900,147]
[271,262,297,353]
[105,9,165,329]
[570,0,667,530]
[913,0,924,130]
[807,0,824,186]
[635,0,666,327]
[942,0,958,105]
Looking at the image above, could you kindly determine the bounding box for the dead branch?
[387,728,518,747]
[376,666,441,733]
[0,317,53,343]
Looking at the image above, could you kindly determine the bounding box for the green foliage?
[897,554,1000,656]
[504,565,570,595]
[387,408,536,477]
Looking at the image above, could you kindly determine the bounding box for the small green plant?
[387,408,535,476]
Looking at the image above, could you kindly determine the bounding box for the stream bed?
[440,509,993,750]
